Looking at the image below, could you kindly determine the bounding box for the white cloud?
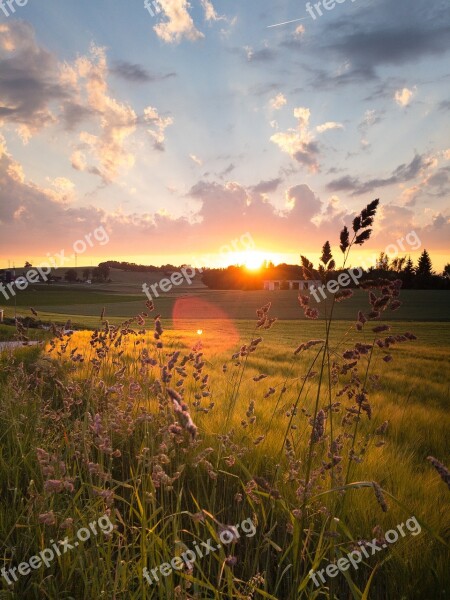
[74,45,138,183]
[316,121,344,133]
[395,87,417,107]
[155,0,204,44]
[200,0,224,21]
[144,106,174,151]
[189,154,203,165]
[269,93,287,111]
[270,106,320,172]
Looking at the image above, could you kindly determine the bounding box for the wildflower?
[373,324,390,333]
[372,481,389,512]
[168,387,198,439]
[38,511,56,526]
[404,332,417,340]
[335,289,353,302]
[427,456,450,490]
[375,421,389,435]
[253,374,268,382]
[298,294,309,308]
[61,518,74,529]
[389,300,402,311]
[310,409,326,443]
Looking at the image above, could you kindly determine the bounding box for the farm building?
[263,279,321,291]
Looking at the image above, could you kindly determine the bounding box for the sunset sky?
[0,0,449,270]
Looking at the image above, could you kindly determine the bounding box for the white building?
[263,279,321,291]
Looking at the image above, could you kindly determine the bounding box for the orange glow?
[236,251,265,271]
[172,297,239,352]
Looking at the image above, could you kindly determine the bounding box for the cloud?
[0,24,172,182]
[71,45,139,183]
[110,61,176,83]
[269,93,287,111]
[243,46,276,63]
[0,22,67,141]
[395,87,416,107]
[189,153,202,166]
[358,109,382,133]
[1,132,448,260]
[154,0,204,44]
[251,178,282,195]
[316,121,344,133]
[270,107,320,171]
[144,106,174,151]
[200,0,224,22]
[0,134,105,250]
[303,1,450,87]
[327,153,435,196]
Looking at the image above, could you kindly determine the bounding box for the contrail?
[267,16,309,28]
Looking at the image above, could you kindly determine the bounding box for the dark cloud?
[327,154,433,196]
[251,178,282,194]
[61,102,96,130]
[293,141,320,169]
[0,22,68,135]
[231,46,276,64]
[110,61,176,83]
[219,163,236,178]
[300,0,450,88]
[325,26,450,72]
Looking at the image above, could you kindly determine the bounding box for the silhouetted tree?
[391,257,406,272]
[401,256,415,287]
[376,252,390,271]
[416,250,433,277]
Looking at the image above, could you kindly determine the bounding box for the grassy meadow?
[0,275,449,600]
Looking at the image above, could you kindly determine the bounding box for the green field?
[1,276,450,325]
[0,280,449,599]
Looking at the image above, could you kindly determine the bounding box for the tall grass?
[0,201,449,599]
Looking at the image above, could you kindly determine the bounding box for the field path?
[0,341,40,352]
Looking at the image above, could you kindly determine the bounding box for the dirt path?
[0,341,40,352]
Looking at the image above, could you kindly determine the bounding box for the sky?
[0,0,449,271]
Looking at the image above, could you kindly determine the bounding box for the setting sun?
[243,251,264,270]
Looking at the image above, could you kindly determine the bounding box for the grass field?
[1,277,450,325]
[0,279,449,599]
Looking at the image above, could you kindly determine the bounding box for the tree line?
[201,250,450,290]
